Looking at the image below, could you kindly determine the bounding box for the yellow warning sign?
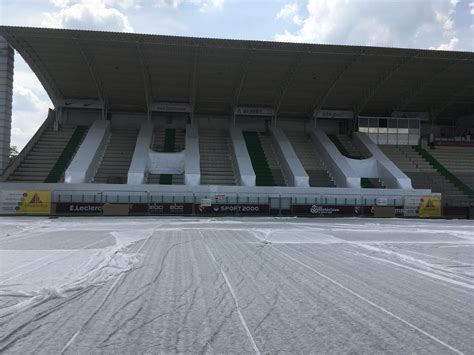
[419,195,442,218]
[16,190,52,215]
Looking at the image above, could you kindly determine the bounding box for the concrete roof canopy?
[1,26,473,123]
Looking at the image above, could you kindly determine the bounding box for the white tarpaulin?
[148,151,185,174]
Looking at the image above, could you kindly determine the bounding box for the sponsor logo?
[198,204,266,214]
[69,204,103,212]
[149,204,189,214]
[29,193,43,204]
[310,205,339,215]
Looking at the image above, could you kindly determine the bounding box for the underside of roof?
[1,26,473,123]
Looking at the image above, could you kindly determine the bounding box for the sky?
[1,0,473,149]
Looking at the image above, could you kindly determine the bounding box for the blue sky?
[1,0,473,149]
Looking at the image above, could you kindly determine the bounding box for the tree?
[9,146,19,161]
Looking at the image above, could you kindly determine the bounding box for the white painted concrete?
[354,132,413,189]
[270,126,309,187]
[185,124,200,186]
[127,121,154,185]
[310,128,361,188]
[0,37,13,171]
[65,120,110,184]
[229,127,256,186]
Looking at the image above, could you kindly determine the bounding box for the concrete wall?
[310,128,361,188]
[270,126,309,187]
[229,127,256,186]
[185,124,200,186]
[0,37,13,172]
[65,120,110,184]
[127,121,153,185]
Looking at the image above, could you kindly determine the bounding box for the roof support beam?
[231,48,255,116]
[309,50,365,117]
[74,37,106,106]
[394,57,468,111]
[10,34,61,106]
[136,42,153,118]
[188,45,199,122]
[355,55,417,115]
[273,52,306,120]
[431,84,473,122]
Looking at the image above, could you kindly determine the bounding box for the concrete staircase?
[147,128,185,185]
[429,146,474,190]
[285,132,334,187]
[258,133,286,186]
[200,129,236,185]
[8,125,77,182]
[380,145,471,206]
[93,129,138,184]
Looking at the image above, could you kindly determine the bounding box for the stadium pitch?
[0,217,473,353]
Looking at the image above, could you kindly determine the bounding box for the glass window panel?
[398,119,408,128]
[409,119,420,129]
[379,119,388,128]
[359,117,368,127]
[163,195,174,203]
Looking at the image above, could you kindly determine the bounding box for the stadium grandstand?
[0,26,473,218]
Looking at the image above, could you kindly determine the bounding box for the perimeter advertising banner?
[196,204,270,215]
[148,203,193,215]
[292,204,405,217]
[0,190,52,215]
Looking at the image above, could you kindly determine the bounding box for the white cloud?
[275,0,460,50]
[276,2,303,26]
[434,37,459,50]
[470,2,474,15]
[154,0,224,12]
[42,0,134,32]
[11,70,52,150]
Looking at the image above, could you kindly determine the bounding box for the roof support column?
[0,36,13,171]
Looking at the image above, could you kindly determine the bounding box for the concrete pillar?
[0,37,13,171]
